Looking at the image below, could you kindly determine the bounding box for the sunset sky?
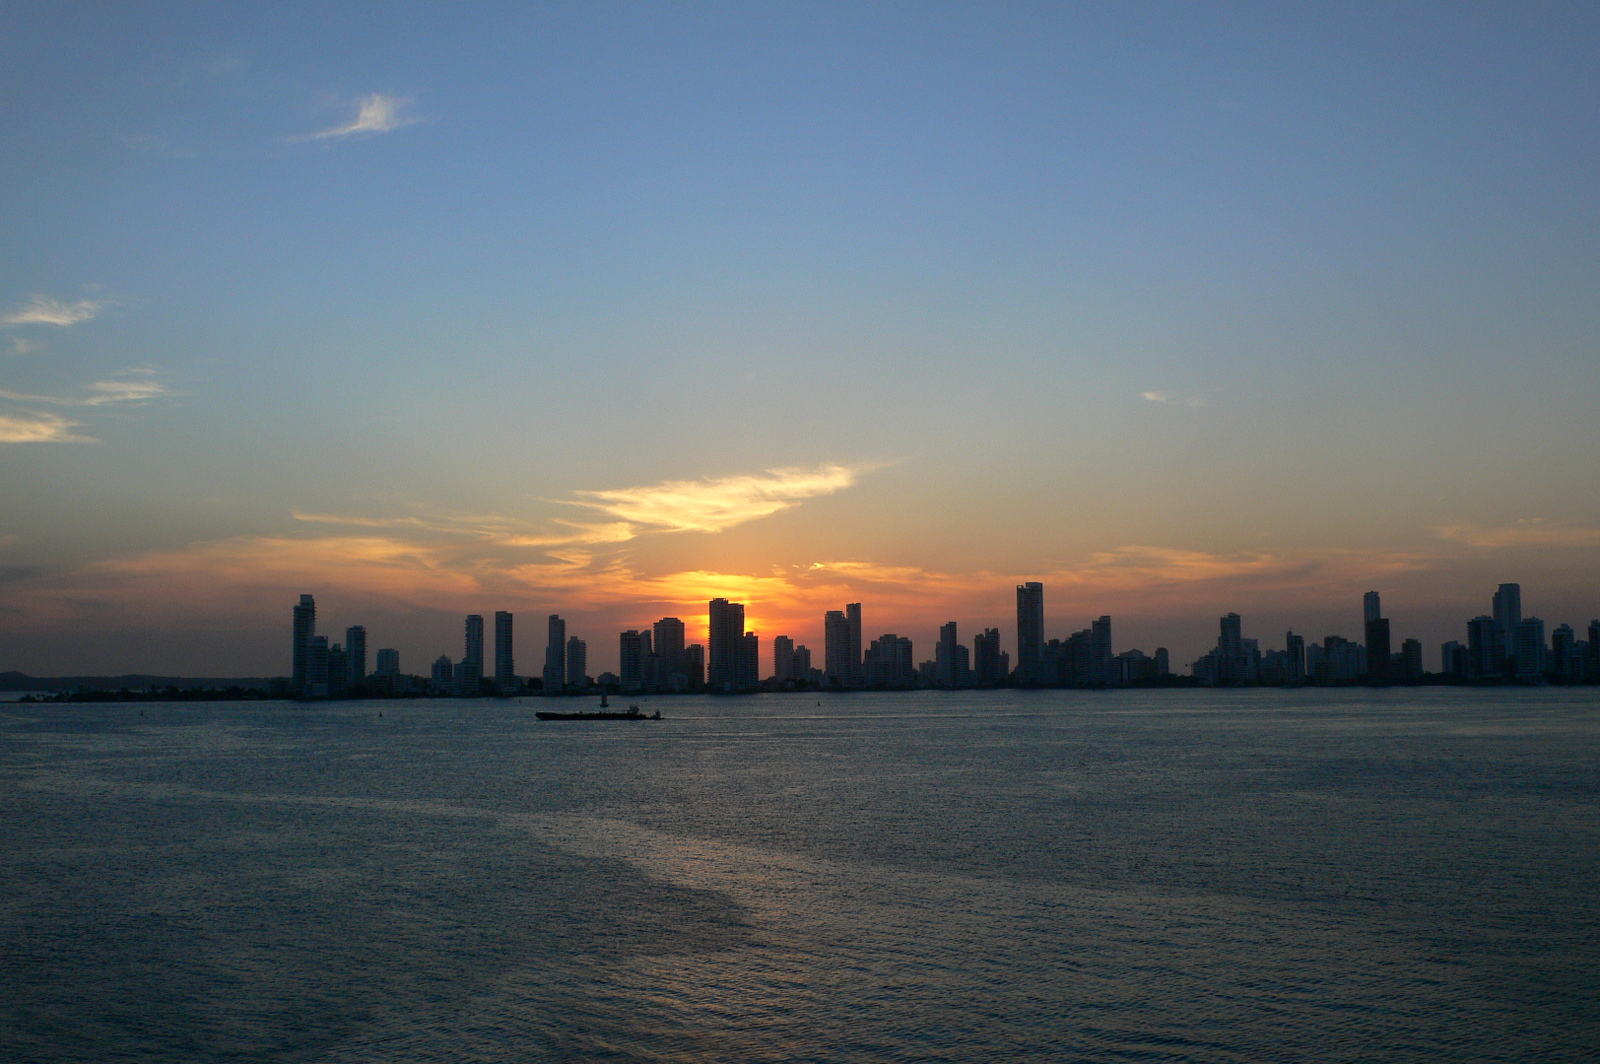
[3,2,1598,677]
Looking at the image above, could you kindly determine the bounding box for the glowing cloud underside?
[568,464,870,533]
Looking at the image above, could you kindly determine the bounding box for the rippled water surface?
[3,688,1598,1062]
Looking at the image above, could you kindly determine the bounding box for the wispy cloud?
[84,375,168,405]
[2,295,108,327]
[566,464,875,534]
[0,370,169,407]
[311,94,417,139]
[0,412,96,444]
[8,338,41,356]
[1436,520,1600,550]
[1140,390,1206,409]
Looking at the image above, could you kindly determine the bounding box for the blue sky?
[3,2,1598,675]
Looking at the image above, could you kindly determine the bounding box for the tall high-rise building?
[328,643,349,699]
[304,634,330,698]
[935,621,960,687]
[773,635,795,682]
[292,594,316,694]
[1286,631,1305,684]
[1441,640,1466,677]
[375,648,400,676]
[344,625,367,689]
[1513,617,1546,680]
[652,617,686,689]
[619,629,648,691]
[544,614,567,694]
[464,615,484,668]
[1467,615,1498,677]
[846,603,862,687]
[1016,583,1044,683]
[974,628,1003,686]
[824,610,853,687]
[1091,615,1113,685]
[653,617,685,659]
[1364,617,1391,683]
[1363,591,1382,624]
[1590,620,1600,681]
[738,632,761,690]
[493,611,515,694]
[566,637,587,688]
[708,598,746,691]
[1493,583,1522,675]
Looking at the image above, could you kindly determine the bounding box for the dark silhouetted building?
[292,594,316,695]
[544,615,567,694]
[344,625,367,689]
[1016,582,1044,683]
[708,598,747,691]
[494,611,515,694]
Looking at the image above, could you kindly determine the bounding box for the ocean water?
[2,688,1597,1063]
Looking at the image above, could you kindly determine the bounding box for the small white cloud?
[311,94,417,139]
[0,412,96,444]
[8,338,41,356]
[2,295,107,327]
[1140,390,1205,408]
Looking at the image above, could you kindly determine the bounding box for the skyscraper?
[773,635,795,682]
[1363,591,1382,624]
[565,637,587,688]
[825,610,853,687]
[1286,631,1305,684]
[1016,583,1044,683]
[1493,583,1521,676]
[654,616,686,688]
[974,628,1003,686]
[494,611,515,694]
[304,634,330,699]
[345,625,367,689]
[738,632,761,690]
[375,648,400,676]
[708,598,746,691]
[1091,615,1113,685]
[1364,617,1391,683]
[544,614,567,694]
[619,629,647,691]
[292,594,316,695]
[459,614,484,697]
[846,603,862,687]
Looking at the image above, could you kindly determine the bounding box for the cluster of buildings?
[287,579,1599,699]
[1188,583,1598,686]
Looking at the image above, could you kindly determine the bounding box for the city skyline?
[276,577,1596,695]
[3,5,1598,675]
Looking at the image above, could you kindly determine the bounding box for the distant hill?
[0,672,279,692]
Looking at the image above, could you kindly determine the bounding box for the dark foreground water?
[2,689,1597,1063]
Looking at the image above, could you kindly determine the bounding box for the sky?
[2,1,1598,677]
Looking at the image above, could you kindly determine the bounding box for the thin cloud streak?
[311,94,417,138]
[0,373,169,407]
[2,295,107,327]
[1437,520,1600,549]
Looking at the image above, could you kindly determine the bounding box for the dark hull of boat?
[535,710,657,721]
